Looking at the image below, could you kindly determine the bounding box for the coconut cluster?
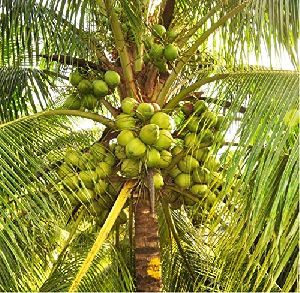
[113,98,174,189]
[160,100,226,212]
[55,143,127,226]
[64,69,120,111]
[144,24,179,73]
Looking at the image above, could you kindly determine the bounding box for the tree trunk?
[134,196,162,292]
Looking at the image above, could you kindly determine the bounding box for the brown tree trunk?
[134,196,162,292]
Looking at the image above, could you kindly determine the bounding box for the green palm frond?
[0,115,102,291]
[0,0,102,66]
[0,67,57,122]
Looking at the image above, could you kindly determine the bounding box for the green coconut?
[63,174,79,190]
[153,172,164,189]
[154,130,173,150]
[187,116,201,132]
[166,29,178,41]
[204,156,220,171]
[149,43,164,60]
[79,170,98,189]
[171,145,183,156]
[69,70,83,86]
[64,95,81,110]
[57,163,74,178]
[82,94,98,110]
[90,143,107,161]
[200,111,217,128]
[121,97,138,115]
[198,129,214,147]
[96,162,112,178]
[146,148,161,168]
[174,173,193,189]
[104,152,116,166]
[169,165,181,178]
[178,155,199,173]
[158,150,172,168]
[150,112,172,130]
[76,188,96,203]
[115,113,136,130]
[121,159,140,177]
[90,200,104,216]
[117,130,136,146]
[193,147,209,161]
[192,167,210,183]
[94,179,108,195]
[104,70,121,88]
[77,79,93,94]
[93,80,109,97]
[136,103,155,120]
[184,133,198,149]
[114,145,127,160]
[164,44,178,61]
[126,138,147,158]
[65,149,81,167]
[152,24,166,38]
[139,124,159,145]
[78,153,96,170]
[194,100,208,115]
[191,184,208,196]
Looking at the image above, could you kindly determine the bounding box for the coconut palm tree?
[0,0,298,292]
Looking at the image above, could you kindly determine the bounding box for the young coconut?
[121,159,141,177]
[184,133,198,149]
[158,150,172,168]
[200,111,218,128]
[90,143,107,161]
[192,167,210,183]
[77,79,93,94]
[145,148,161,168]
[187,116,201,132]
[79,170,98,189]
[69,70,83,86]
[65,149,81,167]
[150,112,173,130]
[57,163,74,178]
[169,165,181,178]
[136,103,155,120]
[64,95,81,110]
[94,179,108,195]
[152,24,166,38]
[164,44,178,61]
[75,188,96,203]
[154,130,173,150]
[194,100,208,115]
[191,184,208,197]
[121,97,138,115]
[149,43,164,60]
[153,172,164,189]
[82,94,98,110]
[104,70,121,88]
[93,80,109,97]
[117,130,136,146]
[96,162,112,178]
[174,173,193,189]
[114,145,127,160]
[63,174,79,190]
[178,155,199,173]
[139,124,159,145]
[126,138,147,158]
[115,113,136,130]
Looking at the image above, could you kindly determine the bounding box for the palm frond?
[0,115,101,291]
[0,66,57,122]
